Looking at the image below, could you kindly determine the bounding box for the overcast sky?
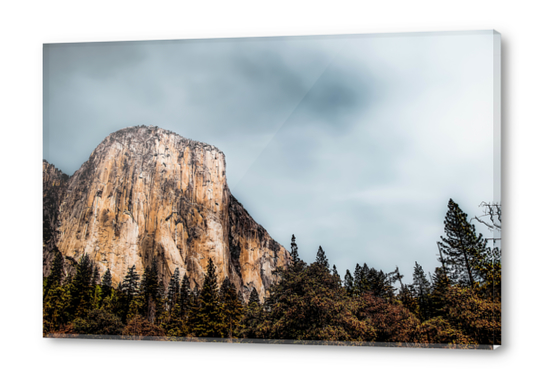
[43,31,500,284]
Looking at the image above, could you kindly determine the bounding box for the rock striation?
[43,126,289,301]
[43,160,69,272]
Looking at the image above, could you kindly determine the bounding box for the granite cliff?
[43,126,289,301]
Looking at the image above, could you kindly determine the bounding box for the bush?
[122,315,166,339]
[72,309,124,336]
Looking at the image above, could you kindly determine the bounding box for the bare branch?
[471,202,501,231]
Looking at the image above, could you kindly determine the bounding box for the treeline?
[43,199,501,346]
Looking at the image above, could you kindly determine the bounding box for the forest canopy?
[43,198,501,347]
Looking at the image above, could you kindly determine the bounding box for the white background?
[0,0,539,378]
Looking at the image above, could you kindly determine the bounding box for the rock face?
[43,160,69,272]
[43,126,289,301]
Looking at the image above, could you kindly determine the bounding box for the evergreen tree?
[315,246,329,270]
[102,268,113,299]
[354,263,369,295]
[43,285,70,334]
[140,259,162,323]
[412,262,431,321]
[439,199,488,288]
[49,250,64,286]
[344,269,354,296]
[118,265,140,322]
[44,250,64,298]
[91,283,103,310]
[258,257,374,341]
[220,277,243,338]
[192,259,223,338]
[219,276,231,300]
[290,234,300,265]
[239,289,263,339]
[178,273,191,318]
[165,272,191,337]
[166,267,181,312]
[390,266,404,290]
[72,309,124,336]
[366,268,394,299]
[68,254,94,318]
[332,265,341,288]
[248,288,260,305]
[429,267,451,318]
[471,245,501,301]
[91,265,100,286]
[397,285,417,316]
[122,265,140,299]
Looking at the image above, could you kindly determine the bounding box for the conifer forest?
[43,199,501,348]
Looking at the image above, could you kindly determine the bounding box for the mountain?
[43,160,69,273]
[43,125,290,301]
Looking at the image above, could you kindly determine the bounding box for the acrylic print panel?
[43,30,501,349]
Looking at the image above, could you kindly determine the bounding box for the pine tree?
[344,269,354,296]
[366,268,393,299]
[290,234,300,265]
[49,250,64,286]
[119,265,140,322]
[332,265,341,288]
[44,250,64,298]
[239,288,263,339]
[390,266,404,290]
[412,261,431,321]
[122,265,140,299]
[102,268,113,299]
[220,277,243,338]
[439,199,488,288]
[192,258,223,338]
[91,265,100,286]
[69,254,94,318]
[397,284,417,316]
[248,288,260,305]
[258,254,373,341]
[140,259,162,323]
[315,246,329,270]
[91,282,103,310]
[178,273,191,318]
[166,267,181,312]
[353,263,369,295]
[429,267,450,318]
[219,276,231,300]
[43,285,70,334]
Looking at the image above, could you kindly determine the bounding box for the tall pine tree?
[248,288,260,305]
[68,254,94,318]
[290,234,300,265]
[122,265,140,299]
[353,263,369,295]
[412,261,431,321]
[191,258,223,338]
[315,246,329,270]
[166,267,181,313]
[92,265,101,285]
[178,273,191,318]
[102,268,112,299]
[140,259,163,324]
[344,269,354,296]
[220,277,243,338]
[439,199,488,288]
[44,250,64,298]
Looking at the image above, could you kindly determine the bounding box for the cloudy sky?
[43,31,500,283]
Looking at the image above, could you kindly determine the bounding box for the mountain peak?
[100,125,224,156]
[43,126,289,302]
